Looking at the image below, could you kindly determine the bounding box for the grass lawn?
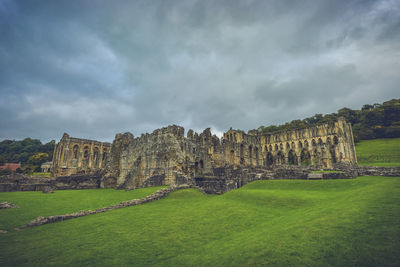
[1,177,399,266]
[355,138,400,166]
[0,186,165,231]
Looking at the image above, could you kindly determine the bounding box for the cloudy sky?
[0,0,399,142]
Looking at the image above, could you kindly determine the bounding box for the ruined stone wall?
[223,117,357,169]
[51,133,111,177]
[101,117,357,189]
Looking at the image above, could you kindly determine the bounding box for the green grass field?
[355,138,400,166]
[0,187,165,232]
[1,177,399,266]
[0,138,399,266]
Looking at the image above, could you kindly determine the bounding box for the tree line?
[0,138,55,174]
[250,98,400,142]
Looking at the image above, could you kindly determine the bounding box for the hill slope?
[355,137,400,166]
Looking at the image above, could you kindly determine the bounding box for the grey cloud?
[0,0,399,142]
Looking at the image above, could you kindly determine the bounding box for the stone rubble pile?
[0,201,18,209]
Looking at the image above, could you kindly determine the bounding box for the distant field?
[355,138,400,166]
[1,177,399,266]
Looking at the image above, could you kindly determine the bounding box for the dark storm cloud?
[0,0,399,142]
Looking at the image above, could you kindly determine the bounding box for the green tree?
[28,152,49,165]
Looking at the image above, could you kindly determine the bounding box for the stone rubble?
[0,201,18,209]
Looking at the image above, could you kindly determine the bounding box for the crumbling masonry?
[51,118,357,191]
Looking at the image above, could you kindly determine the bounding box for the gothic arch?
[300,149,311,166]
[277,151,285,165]
[288,150,297,165]
[83,146,89,161]
[333,136,339,145]
[266,152,274,167]
[73,145,79,159]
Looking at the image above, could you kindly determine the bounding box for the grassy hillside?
[355,137,400,166]
[1,177,399,266]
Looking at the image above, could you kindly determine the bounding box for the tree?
[28,152,49,165]
[362,104,374,111]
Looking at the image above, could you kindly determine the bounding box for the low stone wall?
[355,166,400,177]
[0,173,102,192]
[53,174,101,190]
[0,174,50,192]
[333,164,400,177]
[18,184,204,230]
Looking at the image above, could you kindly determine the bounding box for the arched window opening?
[279,143,283,150]
[200,160,204,168]
[277,151,285,165]
[274,144,278,151]
[304,140,309,148]
[300,149,311,166]
[318,138,323,146]
[333,136,339,145]
[286,143,290,149]
[288,150,297,165]
[330,146,337,163]
[266,152,274,166]
[312,139,316,147]
[83,146,89,161]
[73,145,79,159]
[326,137,331,145]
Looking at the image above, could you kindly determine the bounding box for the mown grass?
[355,138,400,166]
[1,177,399,266]
[0,186,165,231]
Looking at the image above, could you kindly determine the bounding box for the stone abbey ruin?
[48,118,362,193]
